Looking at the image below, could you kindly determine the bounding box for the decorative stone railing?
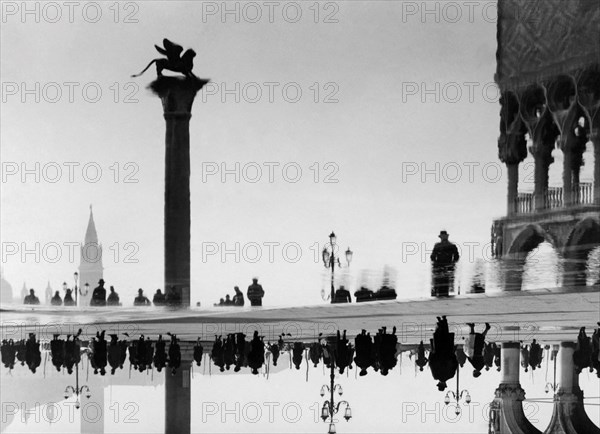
[516,183,594,214]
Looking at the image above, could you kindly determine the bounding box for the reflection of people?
[133,289,151,306]
[247,278,265,307]
[232,286,244,306]
[106,286,120,306]
[354,286,374,302]
[430,231,460,297]
[464,322,490,377]
[153,289,166,306]
[165,286,181,306]
[50,291,62,306]
[429,316,457,391]
[375,285,397,300]
[333,285,352,303]
[63,289,75,306]
[90,279,107,306]
[24,289,40,305]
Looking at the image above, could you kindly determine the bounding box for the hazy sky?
[1,1,595,307]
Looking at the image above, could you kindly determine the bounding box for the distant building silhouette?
[45,281,53,305]
[78,206,104,307]
[0,269,13,304]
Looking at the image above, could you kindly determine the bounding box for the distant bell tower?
[78,205,103,306]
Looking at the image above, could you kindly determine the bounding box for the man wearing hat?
[90,279,107,306]
[430,230,460,297]
[247,278,265,307]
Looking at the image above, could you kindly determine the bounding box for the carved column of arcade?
[165,342,195,434]
[576,67,600,205]
[543,342,600,434]
[489,342,541,434]
[151,77,208,307]
[519,85,558,212]
[528,116,558,211]
[593,131,600,205]
[499,92,528,216]
[559,116,588,207]
[546,75,585,208]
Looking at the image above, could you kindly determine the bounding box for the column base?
[489,384,542,434]
[543,390,600,434]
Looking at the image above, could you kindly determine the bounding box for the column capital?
[150,76,210,114]
[494,384,526,400]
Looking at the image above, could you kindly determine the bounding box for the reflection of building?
[45,281,53,305]
[20,282,27,302]
[492,0,600,290]
[0,269,13,304]
[78,206,104,307]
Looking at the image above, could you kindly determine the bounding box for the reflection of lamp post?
[320,363,351,433]
[73,272,89,307]
[444,366,471,415]
[545,344,559,394]
[63,363,91,409]
[321,232,353,303]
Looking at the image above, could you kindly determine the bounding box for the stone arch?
[503,225,559,291]
[520,84,547,124]
[508,224,557,259]
[577,66,600,130]
[563,217,600,286]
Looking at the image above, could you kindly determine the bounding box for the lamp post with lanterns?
[444,366,471,415]
[321,232,353,303]
[545,344,559,394]
[71,272,89,306]
[63,362,91,409]
[319,362,352,434]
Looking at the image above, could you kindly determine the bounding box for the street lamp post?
[73,272,89,307]
[545,344,559,394]
[320,362,352,433]
[321,232,353,303]
[74,272,79,306]
[63,362,91,409]
[444,366,471,415]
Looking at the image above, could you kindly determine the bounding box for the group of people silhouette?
[90,279,180,307]
[1,333,42,373]
[22,279,183,307]
[214,278,265,307]
[3,323,599,383]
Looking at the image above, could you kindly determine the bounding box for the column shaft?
[593,135,600,205]
[501,342,521,384]
[165,365,192,434]
[164,113,191,307]
[507,163,519,215]
[563,148,573,207]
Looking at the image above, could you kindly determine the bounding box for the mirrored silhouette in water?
[2,321,599,433]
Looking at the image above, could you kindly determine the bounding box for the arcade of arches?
[492,67,600,291]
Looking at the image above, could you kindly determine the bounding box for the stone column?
[165,343,195,434]
[489,342,541,434]
[165,361,192,434]
[507,163,519,216]
[151,77,209,307]
[80,374,104,434]
[562,140,574,207]
[591,131,600,205]
[530,139,554,211]
[543,342,600,434]
[560,128,587,208]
